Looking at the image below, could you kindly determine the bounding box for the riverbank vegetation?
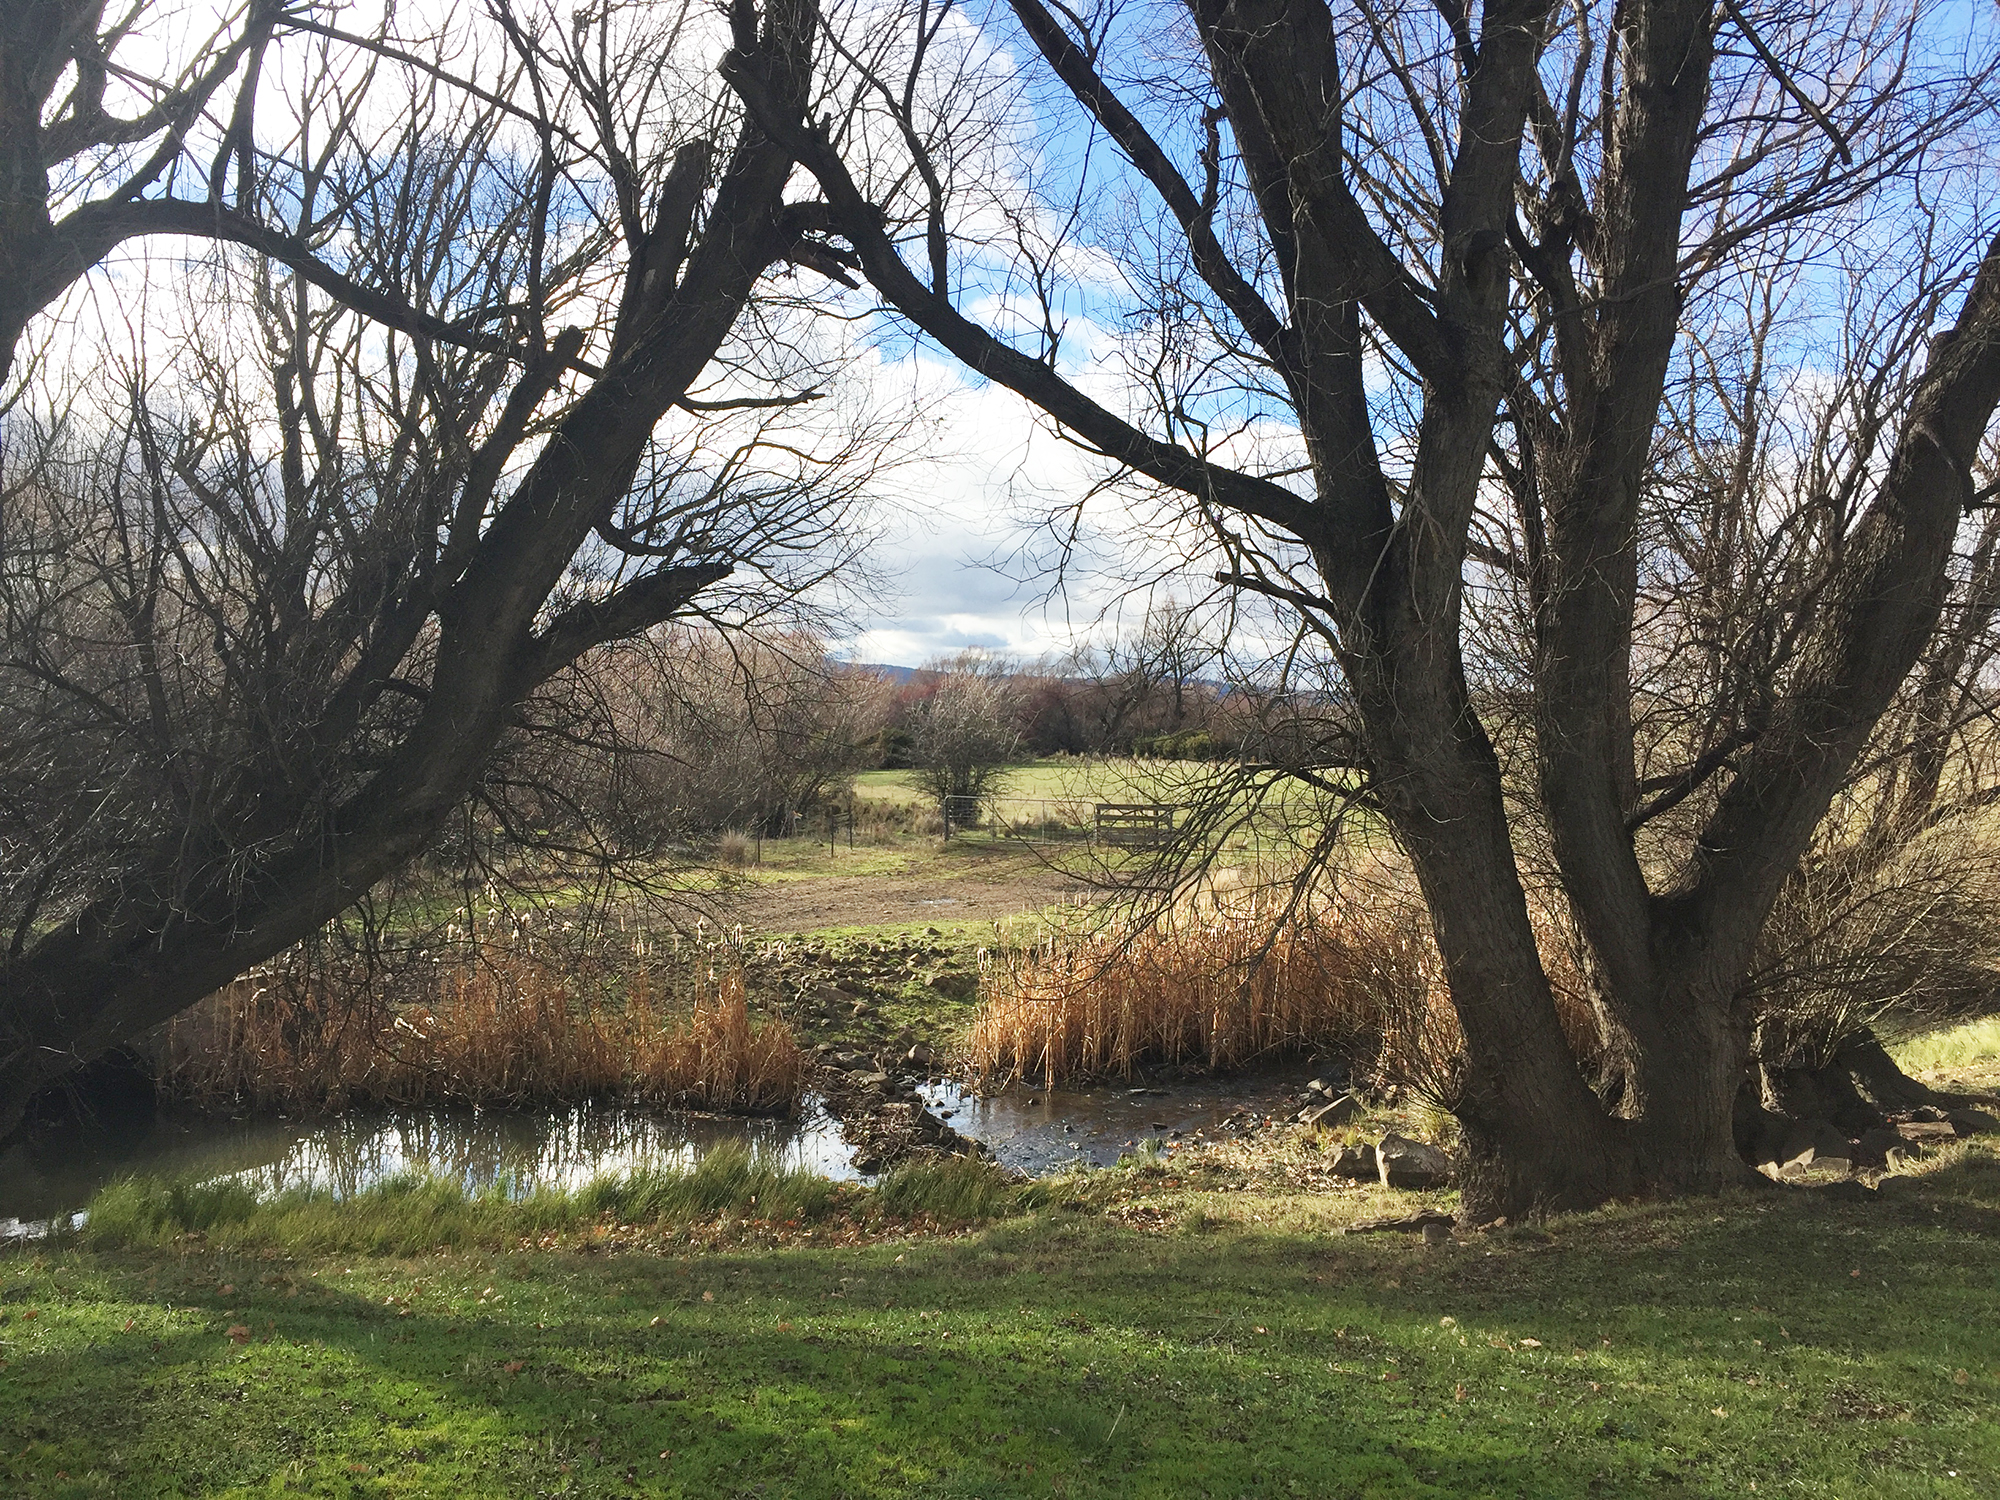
[70,1148,1037,1258]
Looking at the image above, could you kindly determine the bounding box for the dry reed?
[971,893,1603,1100]
[158,948,803,1115]
[969,900,1431,1085]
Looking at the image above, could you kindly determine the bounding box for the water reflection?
[921,1070,1304,1174]
[0,1066,1317,1230]
[0,1098,860,1223]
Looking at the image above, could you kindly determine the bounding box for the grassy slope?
[5,1148,1997,1498]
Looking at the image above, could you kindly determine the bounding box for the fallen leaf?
[1454,1384,1466,1401]
[21,1310,37,1321]
[650,1315,664,1327]
[226,1325,251,1345]
[1518,1338,1543,1349]
[1954,1369,1969,1385]
[702,1291,715,1303]
[1711,1406,1728,1418]
[1439,1316,1456,1328]
[1850,1269,1861,1278]
[502,1359,526,1375]
[122,1319,134,1333]
[219,1284,235,1296]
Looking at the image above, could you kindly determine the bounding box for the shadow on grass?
[2,1153,1997,1497]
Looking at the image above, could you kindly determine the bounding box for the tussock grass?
[874,1154,1025,1222]
[969,910,1413,1085]
[570,1148,839,1227]
[159,955,803,1115]
[78,1146,847,1255]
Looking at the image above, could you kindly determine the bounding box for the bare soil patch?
[722,853,1087,934]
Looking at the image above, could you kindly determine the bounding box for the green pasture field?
[852,758,1340,809]
[5,1141,1997,1498]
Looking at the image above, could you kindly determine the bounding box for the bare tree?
[725,0,2000,1214]
[527,626,885,848]
[906,653,1022,814]
[0,0,874,1132]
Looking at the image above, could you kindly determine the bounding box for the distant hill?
[847,661,923,684]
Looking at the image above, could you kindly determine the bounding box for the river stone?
[1854,1126,1907,1166]
[1773,1122,1820,1172]
[1297,1095,1360,1131]
[1802,1122,1854,1176]
[1328,1143,1377,1179]
[1895,1119,1957,1144]
[1376,1133,1453,1190]
[1947,1108,2000,1137]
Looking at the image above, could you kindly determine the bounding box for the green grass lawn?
[6,1145,1997,1498]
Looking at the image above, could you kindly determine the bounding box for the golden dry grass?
[158,950,802,1115]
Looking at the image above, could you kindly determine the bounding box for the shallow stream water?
[0,1067,1313,1234]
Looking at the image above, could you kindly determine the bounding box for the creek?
[0,1068,1314,1236]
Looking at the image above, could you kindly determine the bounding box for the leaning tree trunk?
[0,0,819,1137]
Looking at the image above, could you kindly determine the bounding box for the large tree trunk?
[1387,777,1635,1216]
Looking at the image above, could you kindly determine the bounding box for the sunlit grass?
[1891,1014,2000,1075]
[12,1147,1999,1497]
[77,1146,855,1255]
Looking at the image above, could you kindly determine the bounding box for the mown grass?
[6,1146,1997,1497]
